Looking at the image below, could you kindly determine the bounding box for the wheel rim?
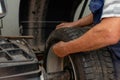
[46,48,77,80]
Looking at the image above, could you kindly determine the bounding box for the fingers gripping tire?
[44,27,115,80]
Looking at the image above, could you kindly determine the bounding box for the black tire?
[44,27,115,80]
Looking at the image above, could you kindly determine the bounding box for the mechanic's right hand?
[56,22,76,29]
[52,41,69,58]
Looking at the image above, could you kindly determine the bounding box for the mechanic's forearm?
[74,13,93,27]
[64,18,120,54]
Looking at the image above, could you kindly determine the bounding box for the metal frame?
[0,0,6,18]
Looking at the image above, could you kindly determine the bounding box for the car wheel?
[44,27,115,80]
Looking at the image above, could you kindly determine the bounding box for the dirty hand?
[56,22,76,29]
[52,41,69,57]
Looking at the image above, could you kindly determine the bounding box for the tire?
[44,27,115,80]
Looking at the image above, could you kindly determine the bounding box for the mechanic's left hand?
[52,41,69,57]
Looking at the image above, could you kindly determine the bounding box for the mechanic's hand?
[52,41,69,57]
[56,22,76,29]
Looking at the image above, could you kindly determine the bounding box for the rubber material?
[45,27,115,80]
